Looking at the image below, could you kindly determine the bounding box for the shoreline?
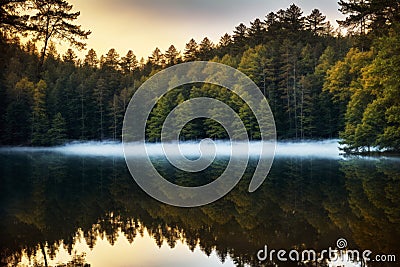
[1,140,398,157]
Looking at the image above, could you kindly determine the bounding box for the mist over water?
[0,140,342,158]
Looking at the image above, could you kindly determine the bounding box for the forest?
[0,0,399,153]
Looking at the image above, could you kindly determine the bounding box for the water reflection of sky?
[19,229,235,267]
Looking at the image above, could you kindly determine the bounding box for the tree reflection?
[336,159,400,255]
[0,152,399,266]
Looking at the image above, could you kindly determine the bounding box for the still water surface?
[0,141,399,266]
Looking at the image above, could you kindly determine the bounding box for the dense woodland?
[0,0,400,152]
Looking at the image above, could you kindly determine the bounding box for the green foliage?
[47,112,67,145]
[6,1,400,154]
[4,77,34,144]
[30,0,91,68]
[31,80,49,146]
[184,38,198,62]
[326,25,400,152]
[338,0,400,36]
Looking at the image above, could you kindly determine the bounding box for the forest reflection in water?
[0,151,399,266]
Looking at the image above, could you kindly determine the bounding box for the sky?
[66,0,346,60]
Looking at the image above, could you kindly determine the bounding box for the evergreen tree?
[197,37,213,60]
[313,46,342,138]
[233,23,247,42]
[47,112,67,145]
[238,45,267,88]
[84,48,99,68]
[102,48,120,70]
[120,50,138,74]
[238,103,259,140]
[218,33,232,47]
[149,47,163,67]
[94,78,106,140]
[279,39,296,137]
[248,18,266,46]
[5,77,34,144]
[0,0,29,33]
[217,33,232,56]
[0,3,355,146]
[282,4,304,32]
[31,80,49,145]
[165,45,179,66]
[232,23,248,54]
[204,85,232,140]
[62,48,77,64]
[109,94,121,141]
[183,38,198,62]
[147,93,176,142]
[30,0,91,69]
[265,12,278,31]
[305,9,327,35]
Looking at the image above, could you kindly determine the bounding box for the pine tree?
[47,112,67,145]
[31,80,49,145]
[62,48,77,64]
[305,9,327,35]
[248,18,266,46]
[232,23,248,54]
[219,33,232,47]
[197,37,213,60]
[238,45,267,88]
[84,48,99,68]
[265,12,279,31]
[283,4,304,32]
[204,85,231,140]
[184,38,198,62]
[147,93,175,142]
[109,94,120,141]
[94,78,106,140]
[279,40,295,137]
[238,103,259,140]
[30,0,91,69]
[233,23,247,43]
[313,46,341,138]
[338,0,373,35]
[102,48,120,70]
[165,45,179,66]
[5,77,34,144]
[0,0,30,33]
[120,50,138,74]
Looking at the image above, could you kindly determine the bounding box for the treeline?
[0,1,352,145]
[1,0,399,151]
[325,0,400,152]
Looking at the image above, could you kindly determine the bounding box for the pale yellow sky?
[20,228,235,266]
[62,0,345,60]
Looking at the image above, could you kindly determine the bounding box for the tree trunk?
[40,242,48,267]
[38,12,51,76]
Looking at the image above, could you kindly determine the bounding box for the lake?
[0,141,399,267]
